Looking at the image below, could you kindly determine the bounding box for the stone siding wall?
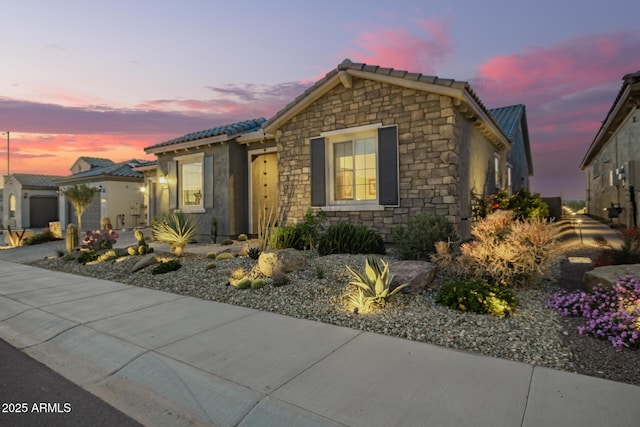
[276,78,466,242]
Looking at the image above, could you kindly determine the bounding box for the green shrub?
[395,213,458,260]
[24,229,57,245]
[152,259,181,275]
[295,208,326,251]
[507,189,550,220]
[268,225,303,249]
[271,273,290,287]
[77,251,99,264]
[594,227,640,266]
[435,277,518,317]
[343,258,408,313]
[151,212,198,257]
[318,223,385,256]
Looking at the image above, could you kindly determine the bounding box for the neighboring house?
[1,174,61,229]
[144,59,533,241]
[142,119,267,241]
[489,104,533,194]
[55,158,146,231]
[580,71,640,227]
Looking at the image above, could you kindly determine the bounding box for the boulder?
[583,264,640,292]
[258,248,307,278]
[389,260,437,295]
[131,253,158,273]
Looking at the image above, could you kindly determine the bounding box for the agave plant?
[151,212,198,257]
[343,258,408,313]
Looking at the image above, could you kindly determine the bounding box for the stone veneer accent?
[275,78,464,242]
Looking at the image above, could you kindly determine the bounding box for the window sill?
[322,204,385,212]
[179,206,206,214]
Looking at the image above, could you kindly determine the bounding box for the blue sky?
[1,0,639,199]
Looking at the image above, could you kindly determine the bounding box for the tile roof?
[12,174,62,188]
[264,58,507,145]
[77,157,115,168]
[145,118,267,151]
[489,104,526,139]
[56,160,145,183]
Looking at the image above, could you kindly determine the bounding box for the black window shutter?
[378,126,399,205]
[310,137,326,206]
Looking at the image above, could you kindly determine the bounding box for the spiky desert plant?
[151,212,198,257]
[343,258,408,313]
[66,224,78,253]
[61,184,98,234]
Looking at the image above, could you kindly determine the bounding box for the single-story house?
[1,173,61,230]
[580,71,640,227]
[55,157,146,231]
[143,59,533,241]
[141,119,267,241]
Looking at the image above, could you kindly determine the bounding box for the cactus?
[251,279,266,289]
[138,245,147,255]
[206,251,217,259]
[215,253,234,261]
[234,278,251,289]
[231,268,247,280]
[134,229,144,242]
[66,224,78,253]
[237,233,248,241]
[210,217,218,244]
[128,247,138,256]
[97,250,118,263]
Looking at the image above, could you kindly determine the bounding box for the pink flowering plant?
[82,229,119,251]
[547,274,640,351]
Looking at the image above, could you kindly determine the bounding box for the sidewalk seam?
[520,365,535,427]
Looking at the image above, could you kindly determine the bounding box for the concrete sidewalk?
[0,261,639,426]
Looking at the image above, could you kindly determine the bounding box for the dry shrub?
[432,210,559,287]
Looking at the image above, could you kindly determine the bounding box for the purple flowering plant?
[82,229,119,251]
[547,274,640,351]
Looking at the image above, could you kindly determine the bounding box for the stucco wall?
[154,141,248,241]
[586,109,640,227]
[274,77,499,242]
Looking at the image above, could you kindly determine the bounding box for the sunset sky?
[1,0,639,200]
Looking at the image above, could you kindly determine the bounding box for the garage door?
[30,196,59,228]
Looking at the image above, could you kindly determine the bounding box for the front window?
[9,194,16,218]
[178,155,204,212]
[334,138,377,202]
[494,154,501,189]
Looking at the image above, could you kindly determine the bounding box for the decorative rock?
[131,253,157,272]
[258,248,307,278]
[583,264,640,292]
[389,260,437,295]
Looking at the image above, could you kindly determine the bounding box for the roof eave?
[580,84,638,169]
[145,133,236,155]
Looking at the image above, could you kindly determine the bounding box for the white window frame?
[321,123,384,211]
[176,152,205,213]
[507,163,513,194]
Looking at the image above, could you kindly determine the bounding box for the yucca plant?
[151,212,198,257]
[343,258,408,313]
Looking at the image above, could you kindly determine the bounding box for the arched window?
[8,193,16,218]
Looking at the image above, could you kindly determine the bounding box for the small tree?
[61,184,98,234]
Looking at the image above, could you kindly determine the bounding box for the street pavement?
[0,216,638,426]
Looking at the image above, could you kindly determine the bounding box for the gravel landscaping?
[28,234,639,387]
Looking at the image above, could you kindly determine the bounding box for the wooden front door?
[251,151,279,233]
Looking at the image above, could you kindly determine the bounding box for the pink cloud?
[473,32,640,108]
[343,18,452,73]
